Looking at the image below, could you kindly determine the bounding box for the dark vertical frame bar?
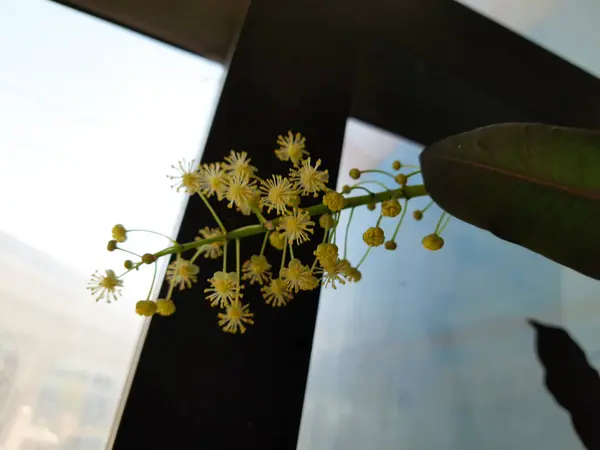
[113,0,357,449]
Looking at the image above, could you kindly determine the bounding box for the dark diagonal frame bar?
[112,0,358,449]
[352,0,600,145]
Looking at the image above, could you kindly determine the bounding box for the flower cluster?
[88,133,450,335]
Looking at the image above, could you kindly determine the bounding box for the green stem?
[260,231,270,256]
[198,192,227,234]
[126,229,179,246]
[356,247,372,269]
[331,212,340,245]
[343,207,356,259]
[165,254,180,300]
[251,206,267,225]
[145,262,158,300]
[406,170,421,178]
[280,241,287,275]
[127,185,427,271]
[117,247,142,258]
[117,268,134,278]
[391,200,409,241]
[434,212,447,234]
[190,248,203,263]
[438,215,452,234]
[223,241,228,272]
[355,180,392,191]
[360,169,395,180]
[166,278,175,300]
[352,214,382,269]
[310,257,319,272]
[289,242,295,260]
[422,200,434,213]
[349,185,375,196]
[235,239,241,280]
[236,239,241,292]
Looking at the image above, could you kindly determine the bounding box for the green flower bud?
[394,173,408,186]
[319,213,336,230]
[422,234,444,251]
[385,240,397,250]
[142,253,157,264]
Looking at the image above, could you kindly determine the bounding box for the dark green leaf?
[419,123,600,280]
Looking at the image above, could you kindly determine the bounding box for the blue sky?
[0,1,224,446]
[0,0,223,319]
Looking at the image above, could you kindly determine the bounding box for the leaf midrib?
[431,154,600,201]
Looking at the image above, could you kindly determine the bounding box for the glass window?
[456,0,600,77]
[297,118,600,449]
[0,0,224,448]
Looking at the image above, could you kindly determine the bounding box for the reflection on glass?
[0,1,224,448]
[297,118,600,449]
[457,0,600,77]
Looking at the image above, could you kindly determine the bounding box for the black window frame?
[82,0,600,449]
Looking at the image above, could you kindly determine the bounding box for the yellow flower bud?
[269,231,287,250]
[391,160,402,171]
[381,199,402,218]
[107,240,118,252]
[288,194,301,207]
[111,224,127,243]
[422,233,444,251]
[394,174,408,186]
[314,243,339,267]
[412,210,423,221]
[346,267,362,282]
[142,253,157,264]
[349,168,361,180]
[322,191,345,212]
[156,299,176,316]
[135,300,157,317]
[385,240,397,250]
[363,227,385,247]
[319,213,336,230]
[339,260,362,282]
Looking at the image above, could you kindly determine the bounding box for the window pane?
[297,118,600,450]
[456,0,600,77]
[0,1,224,448]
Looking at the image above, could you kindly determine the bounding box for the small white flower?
[204,271,241,308]
[166,258,200,291]
[167,159,201,194]
[88,270,123,303]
